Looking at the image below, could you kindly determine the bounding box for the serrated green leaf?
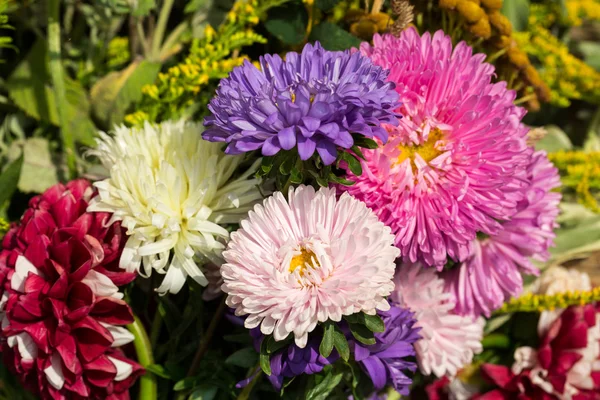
[260,339,272,376]
[319,322,335,358]
[225,347,258,368]
[309,22,361,51]
[501,0,530,32]
[265,2,308,45]
[364,314,385,333]
[145,364,172,379]
[278,152,297,176]
[332,326,349,361]
[0,154,23,207]
[348,323,376,345]
[90,59,161,129]
[351,145,366,161]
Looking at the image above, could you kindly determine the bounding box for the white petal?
[11,256,40,292]
[0,292,9,310]
[155,262,187,295]
[44,353,65,390]
[108,356,133,382]
[81,270,119,298]
[100,322,135,347]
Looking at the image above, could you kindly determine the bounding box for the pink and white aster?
[392,263,484,378]
[341,28,531,269]
[221,185,399,348]
[443,151,561,318]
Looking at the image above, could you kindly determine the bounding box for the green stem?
[151,0,175,61]
[186,298,227,377]
[128,315,158,400]
[150,312,162,350]
[159,20,188,60]
[48,0,76,179]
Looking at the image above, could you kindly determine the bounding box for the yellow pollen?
[289,248,319,276]
[396,128,445,171]
[291,92,296,103]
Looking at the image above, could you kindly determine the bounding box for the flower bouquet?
[0,0,600,399]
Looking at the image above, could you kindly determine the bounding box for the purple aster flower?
[352,305,420,395]
[236,328,339,390]
[203,42,400,165]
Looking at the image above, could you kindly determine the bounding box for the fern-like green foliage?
[126,0,289,125]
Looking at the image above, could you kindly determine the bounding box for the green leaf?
[309,22,361,51]
[484,314,512,335]
[278,152,297,176]
[340,152,362,176]
[315,0,341,12]
[319,322,335,358]
[481,333,511,349]
[90,59,162,129]
[131,0,156,16]
[8,138,58,194]
[184,0,211,14]
[145,364,172,379]
[290,166,304,184]
[351,145,366,161]
[363,314,385,333]
[353,136,379,150]
[535,125,573,152]
[332,326,349,361]
[225,347,258,368]
[0,154,23,207]
[304,367,345,400]
[266,335,291,354]
[264,2,308,45]
[348,323,376,345]
[260,339,272,376]
[261,156,275,174]
[501,0,530,32]
[174,377,201,391]
[328,173,355,186]
[6,40,96,146]
[189,385,218,400]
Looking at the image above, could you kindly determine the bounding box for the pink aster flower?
[443,151,561,317]
[392,263,484,377]
[341,28,531,269]
[221,185,399,348]
[0,180,142,400]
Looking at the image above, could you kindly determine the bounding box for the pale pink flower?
[392,263,484,377]
[221,185,399,348]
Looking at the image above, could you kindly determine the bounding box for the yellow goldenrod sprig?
[0,217,9,237]
[549,150,600,212]
[496,287,600,314]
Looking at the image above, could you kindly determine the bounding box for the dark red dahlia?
[0,179,141,400]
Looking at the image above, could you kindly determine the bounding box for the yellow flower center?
[289,248,319,276]
[396,128,445,170]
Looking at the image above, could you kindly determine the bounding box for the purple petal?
[316,140,338,165]
[278,126,297,150]
[297,136,317,160]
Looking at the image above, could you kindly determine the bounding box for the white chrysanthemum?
[392,263,484,377]
[221,185,399,348]
[87,120,263,295]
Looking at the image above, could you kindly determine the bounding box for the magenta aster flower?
[221,185,399,348]
[203,42,400,165]
[443,151,561,317]
[0,180,142,400]
[341,29,531,268]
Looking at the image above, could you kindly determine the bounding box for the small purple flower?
[247,328,339,390]
[203,42,400,165]
[352,305,420,395]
